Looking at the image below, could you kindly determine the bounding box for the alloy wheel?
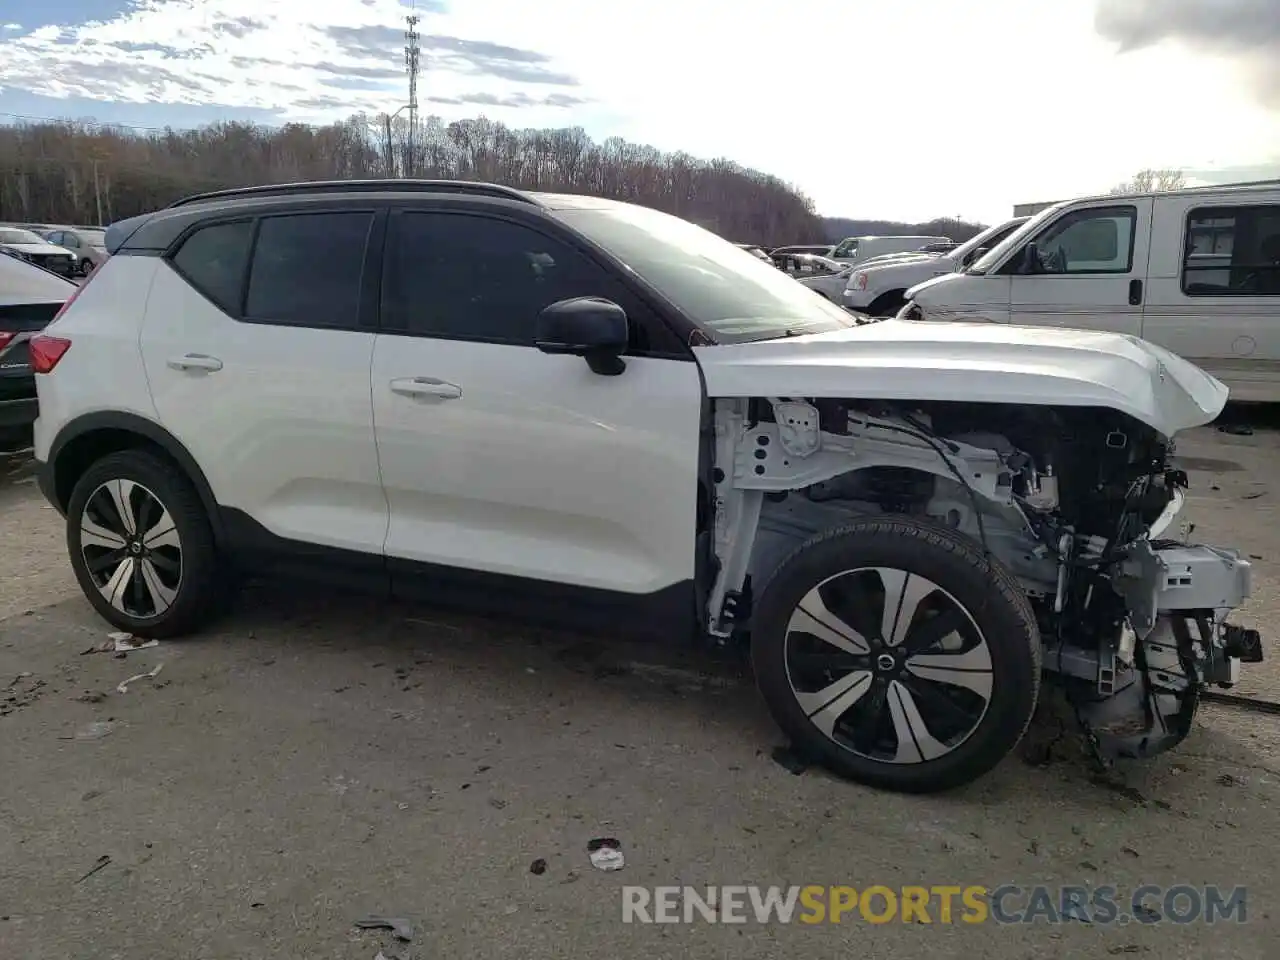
[79,479,183,619]
[783,566,993,764]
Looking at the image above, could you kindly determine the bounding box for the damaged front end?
[707,395,1263,766]
[1064,535,1262,761]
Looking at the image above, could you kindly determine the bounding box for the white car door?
[1005,200,1153,336]
[369,206,704,632]
[139,208,388,578]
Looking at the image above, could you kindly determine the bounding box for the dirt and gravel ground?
[1,417,1278,959]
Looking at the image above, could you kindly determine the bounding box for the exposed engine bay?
[707,396,1264,764]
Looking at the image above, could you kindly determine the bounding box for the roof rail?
[166,179,539,209]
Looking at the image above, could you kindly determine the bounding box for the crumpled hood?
[692,318,1228,438]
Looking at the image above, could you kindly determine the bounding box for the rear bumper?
[0,396,38,428]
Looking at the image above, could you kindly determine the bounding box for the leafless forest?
[0,112,991,245]
[0,112,840,244]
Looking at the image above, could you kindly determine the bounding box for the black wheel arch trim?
[45,411,225,543]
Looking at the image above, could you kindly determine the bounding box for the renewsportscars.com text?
[621,884,1249,925]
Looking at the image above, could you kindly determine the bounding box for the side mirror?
[535,297,629,376]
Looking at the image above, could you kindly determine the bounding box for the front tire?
[66,450,225,638]
[751,516,1041,793]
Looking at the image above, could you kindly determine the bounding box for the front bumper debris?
[1073,538,1264,761]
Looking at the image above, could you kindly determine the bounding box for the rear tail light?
[29,335,72,373]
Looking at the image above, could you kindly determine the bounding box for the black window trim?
[1181,203,1280,299]
[165,207,383,332]
[376,206,693,360]
[1000,203,1139,276]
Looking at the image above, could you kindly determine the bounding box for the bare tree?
[0,113,823,244]
[1110,168,1187,195]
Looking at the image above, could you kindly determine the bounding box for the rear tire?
[66,450,227,638]
[751,515,1041,793]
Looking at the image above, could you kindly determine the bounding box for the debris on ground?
[74,855,111,884]
[1217,773,1245,787]
[587,838,625,871]
[58,720,117,741]
[117,663,164,694]
[73,691,108,704]
[771,745,809,775]
[1217,423,1254,436]
[353,916,414,942]
[82,633,160,656]
[530,858,547,875]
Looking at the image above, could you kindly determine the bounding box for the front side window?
[382,211,656,349]
[171,220,254,316]
[831,238,860,258]
[1182,205,1280,296]
[1009,206,1136,275]
[244,212,373,328]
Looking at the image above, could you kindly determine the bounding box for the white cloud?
[1,0,1278,222]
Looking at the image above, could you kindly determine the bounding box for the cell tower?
[404,12,421,176]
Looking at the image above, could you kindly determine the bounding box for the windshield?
[967,205,1066,274]
[0,229,47,245]
[558,204,857,342]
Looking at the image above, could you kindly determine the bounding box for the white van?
[903,182,1280,402]
[829,234,952,266]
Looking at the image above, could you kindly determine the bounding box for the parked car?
[781,255,854,301]
[734,243,773,263]
[902,181,1280,402]
[774,252,846,277]
[0,251,76,449]
[829,234,952,266]
[843,217,1030,316]
[770,244,836,258]
[0,227,77,277]
[30,179,1261,794]
[43,226,109,276]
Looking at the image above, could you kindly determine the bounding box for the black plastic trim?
[0,397,37,427]
[220,506,698,643]
[168,179,541,209]
[44,411,224,541]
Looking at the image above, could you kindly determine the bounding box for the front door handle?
[1128,278,1143,306]
[166,353,223,372]
[390,377,463,401]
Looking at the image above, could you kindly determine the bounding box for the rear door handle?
[166,353,223,372]
[390,377,462,400]
[1128,278,1143,306]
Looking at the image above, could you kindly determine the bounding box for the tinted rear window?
[244,212,372,328]
[171,220,254,315]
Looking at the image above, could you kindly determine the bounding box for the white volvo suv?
[30,180,1263,794]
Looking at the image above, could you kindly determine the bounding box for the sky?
[0,0,1278,224]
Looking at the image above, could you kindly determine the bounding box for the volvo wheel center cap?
[129,541,143,555]
[877,653,896,672]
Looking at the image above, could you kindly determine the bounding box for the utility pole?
[91,157,104,226]
[404,12,421,178]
